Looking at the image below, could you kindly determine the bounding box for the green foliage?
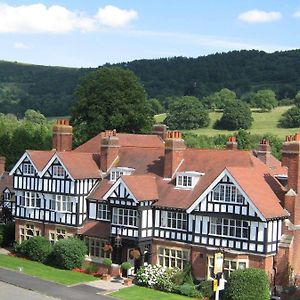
[295,90,300,107]
[202,88,236,109]
[52,237,87,270]
[85,264,98,274]
[102,257,112,267]
[164,96,209,130]
[215,100,253,130]
[121,262,133,270]
[24,109,47,124]
[253,89,278,111]
[198,280,213,298]
[71,67,154,145]
[224,268,269,300]
[149,98,164,114]
[16,236,52,263]
[172,265,194,286]
[279,106,300,128]
[177,284,203,298]
[1,222,15,246]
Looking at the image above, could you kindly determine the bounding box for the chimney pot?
[52,119,73,151]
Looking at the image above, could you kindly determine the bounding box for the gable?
[187,169,266,221]
[40,155,74,180]
[9,152,38,176]
[103,178,138,203]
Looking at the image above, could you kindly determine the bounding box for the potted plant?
[102,258,112,281]
[121,261,133,286]
[103,243,113,254]
[129,248,141,260]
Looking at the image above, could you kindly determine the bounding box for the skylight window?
[110,167,135,182]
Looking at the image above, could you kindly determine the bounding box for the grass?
[0,254,97,285]
[155,106,300,139]
[111,285,191,300]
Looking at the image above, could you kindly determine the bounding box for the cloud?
[238,10,281,23]
[293,11,300,18]
[13,42,31,49]
[0,3,137,33]
[95,5,138,28]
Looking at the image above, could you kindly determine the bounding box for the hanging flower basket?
[129,249,141,260]
[103,243,113,253]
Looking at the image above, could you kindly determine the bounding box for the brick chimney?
[226,136,237,150]
[52,119,73,152]
[164,131,186,178]
[282,133,300,193]
[256,138,271,164]
[0,156,5,175]
[100,130,119,172]
[151,124,168,140]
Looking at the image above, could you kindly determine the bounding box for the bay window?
[112,208,137,227]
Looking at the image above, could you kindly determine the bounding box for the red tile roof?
[78,221,110,239]
[26,150,54,171]
[122,175,159,201]
[74,132,164,153]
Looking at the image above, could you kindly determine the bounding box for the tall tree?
[71,67,154,145]
[202,88,236,109]
[164,96,209,130]
[253,89,278,112]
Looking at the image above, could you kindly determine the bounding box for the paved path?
[0,268,113,300]
[0,281,58,300]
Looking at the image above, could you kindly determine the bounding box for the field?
[155,106,300,139]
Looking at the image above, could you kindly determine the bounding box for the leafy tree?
[294,90,300,107]
[253,89,278,112]
[224,268,269,300]
[24,109,47,124]
[215,100,253,130]
[149,98,164,114]
[279,106,300,128]
[202,88,236,109]
[71,67,154,145]
[164,96,209,130]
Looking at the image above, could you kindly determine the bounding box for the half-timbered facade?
[10,120,300,288]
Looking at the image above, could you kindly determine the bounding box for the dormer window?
[23,163,35,175]
[53,166,65,178]
[176,171,204,189]
[110,167,135,182]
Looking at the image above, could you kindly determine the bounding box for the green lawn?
[111,286,192,300]
[0,254,96,285]
[155,106,300,139]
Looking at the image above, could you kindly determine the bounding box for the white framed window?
[53,166,65,178]
[22,163,35,175]
[177,175,192,188]
[112,207,137,227]
[213,184,244,204]
[49,228,72,244]
[97,204,110,220]
[20,191,41,208]
[158,247,189,269]
[50,195,72,212]
[3,190,11,201]
[210,217,249,239]
[85,237,111,259]
[110,167,135,182]
[208,256,248,279]
[161,210,187,230]
[19,224,40,242]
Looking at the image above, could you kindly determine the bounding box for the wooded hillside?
[1,49,300,116]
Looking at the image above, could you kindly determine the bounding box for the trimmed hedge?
[52,237,87,270]
[16,236,52,263]
[224,268,269,300]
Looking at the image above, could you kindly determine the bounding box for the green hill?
[1,49,300,116]
[155,106,300,139]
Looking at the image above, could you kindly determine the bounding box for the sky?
[0,0,300,67]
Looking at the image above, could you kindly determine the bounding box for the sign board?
[219,278,227,291]
[214,252,224,274]
[213,279,218,292]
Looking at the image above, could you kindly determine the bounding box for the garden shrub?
[52,237,87,270]
[199,280,213,298]
[2,222,15,246]
[16,236,52,263]
[85,264,98,274]
[172,264,194,286]
[136,264,179,290]
[224,268,269,300]
[178,284,203,298]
